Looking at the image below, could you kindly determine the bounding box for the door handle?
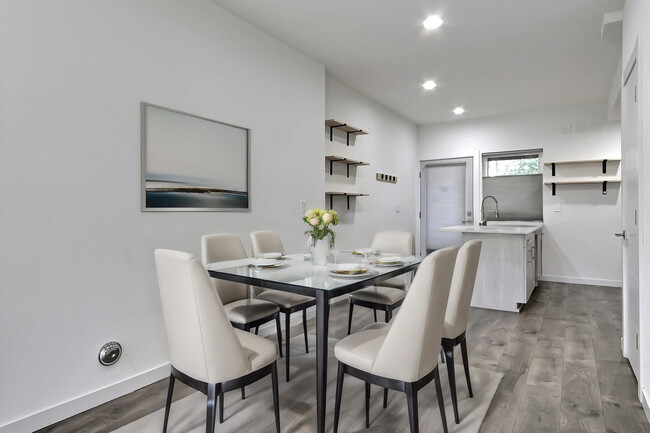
[615,231,628,239]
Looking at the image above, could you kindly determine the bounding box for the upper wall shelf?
[326,155,370,177]
[326,119,369,145]
[543,158,621,195]
[544,158,620,176]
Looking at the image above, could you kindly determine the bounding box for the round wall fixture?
[98,341,122,366]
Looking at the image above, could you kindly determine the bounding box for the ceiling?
[212,0,624,125]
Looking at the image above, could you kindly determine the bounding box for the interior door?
[420,158,473,255]
[622,54,640,378]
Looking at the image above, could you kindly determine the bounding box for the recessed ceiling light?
[453,107,465,115]
[423,15,443,30]
[422,80,437,90]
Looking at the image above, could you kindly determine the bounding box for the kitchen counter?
[441,221,544,312]
[440,221,543,235]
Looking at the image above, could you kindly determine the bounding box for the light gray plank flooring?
[37,282,649,433]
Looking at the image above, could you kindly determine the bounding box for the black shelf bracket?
[329,160,334,175]
[602,181,608,195]
[329,123,346,141]
[345,130,362,146]
[329,194,333,209]
[347,163,351,177]
[347,195,351,210]
[551,163,556,176]
[602,159,608,174]
[552,182,556,196]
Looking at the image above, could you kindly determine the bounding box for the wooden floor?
[37,282,649,433]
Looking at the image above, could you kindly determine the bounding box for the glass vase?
[311,237,330,266]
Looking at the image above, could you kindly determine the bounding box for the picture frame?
[141,102,250,211]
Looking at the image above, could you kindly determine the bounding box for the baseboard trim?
[539,274,622,287]
[0,364,170,433]
[642,388,650,424]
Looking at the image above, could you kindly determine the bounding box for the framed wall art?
[141,103,250,211]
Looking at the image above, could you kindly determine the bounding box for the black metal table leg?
[315,290,330,433]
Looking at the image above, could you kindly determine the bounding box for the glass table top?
[205,252,423,293]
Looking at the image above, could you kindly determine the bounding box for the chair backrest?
[154,249,250,383]
[372,247,459,382]
[250,230,285,257]
[371,231,415,289]
[443,240,482,339]
[201,233,250,304]
[371,231,415,255]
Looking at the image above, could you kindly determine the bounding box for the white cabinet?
[525,233,536,302]
[456,228,542,312]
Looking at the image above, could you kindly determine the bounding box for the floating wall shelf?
[544,158,621,195]
[325,155,370,177]
[325,191,369,210]
[325,119,369,145]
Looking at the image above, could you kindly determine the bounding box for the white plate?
[373,261,403,267]
[262,252,283,260]
[352,248,375,256]
[329,268,371,278]
[249,262,287,269]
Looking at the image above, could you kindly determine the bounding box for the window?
[482,150,543,221]
[485,153,541,177]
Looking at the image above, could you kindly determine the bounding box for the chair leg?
[460,338,473,398]
[347,303,354,335]
[219,393,224,424]
[385,309,392,322]
[333,362,345,433]
[285,312,291,382]
[255,326,259,335]
[383,387,388,408]
[405,383,419,433]
[276,315,283,358]
[162,373,175,433]
[434,368,449,433]
[444,343,459,424]
[440,347,445,363]
[241,387,245,400]
[302,308,309,353]
[206,383,217,433]
[373,309,377,322]
[365,382,371,428]
[271,362,281,433]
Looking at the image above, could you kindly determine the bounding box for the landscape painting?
[141,103,249,211]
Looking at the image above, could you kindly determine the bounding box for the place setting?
[249,252,289,269]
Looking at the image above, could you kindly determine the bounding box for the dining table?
[205,251,423,433]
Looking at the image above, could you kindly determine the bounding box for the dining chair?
[347,231,415,334]
[250,230,316,382]
[333,247,459,433]
[441,239,482,424]
[154,249,280,433]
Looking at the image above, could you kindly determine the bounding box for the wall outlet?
[394,205,400,214]
[554,204,561,213]
[300,200,306,213]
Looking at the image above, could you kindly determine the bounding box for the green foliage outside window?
[486,157,540,176]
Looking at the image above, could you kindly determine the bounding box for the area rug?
[115,335,502,433]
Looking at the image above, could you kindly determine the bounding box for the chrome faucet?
[480,195,499,226]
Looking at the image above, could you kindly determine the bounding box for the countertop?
[440,221,544,235]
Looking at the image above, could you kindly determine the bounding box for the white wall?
[419,102,622,286]
[623,0,650,415]
[0,1,325,431]
[325,78,419,249]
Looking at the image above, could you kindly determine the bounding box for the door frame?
[419,157,474,256]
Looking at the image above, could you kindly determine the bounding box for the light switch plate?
[554,204,561,213]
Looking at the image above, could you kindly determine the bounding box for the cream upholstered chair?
[250,230,316,382]
[333,247,459,433]
[201,233,283,358]
[347,231,415,334]
[441,239,482,424]
[154,249,280,433]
